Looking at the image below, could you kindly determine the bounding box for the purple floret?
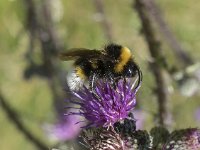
[67,79,139,127]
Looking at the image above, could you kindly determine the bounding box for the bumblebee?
[59,44,142,92]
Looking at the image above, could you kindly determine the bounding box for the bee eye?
[124,68,134,77]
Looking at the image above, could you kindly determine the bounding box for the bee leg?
[89,73,95,91]
[89,73,101,99]
[122,77,127,90]
[111,78,117,90]
[135,67,142,90]
[107,72,116,89]
[123,77,127,83]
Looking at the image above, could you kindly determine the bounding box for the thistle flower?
[114,116,153,150]
[82,127,125,150]
[43,109,85,142]
[163,128,200,150]
[114,113,136,136]
[150,127,170,149]
[123,130,153,150]
[68,79,138,127]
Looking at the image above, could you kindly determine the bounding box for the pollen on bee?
[75,67,87,80]
[67,67,86,91]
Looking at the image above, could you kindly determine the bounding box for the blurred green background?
[0,0,200,149]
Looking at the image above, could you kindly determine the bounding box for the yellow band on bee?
[114,47,131,73]
[75,67,87,79]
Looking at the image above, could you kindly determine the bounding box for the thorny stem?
[0,92,49,150]
[134,0,171,127]
[143,0,194,66]
[24,0,68,118]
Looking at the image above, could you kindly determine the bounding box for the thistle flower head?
[163,128,200,150]
[43,111,85,142]
[68,79,138,127]
[123,130,153,150]
[82,127,124,150]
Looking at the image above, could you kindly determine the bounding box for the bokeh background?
[0,0,200,149]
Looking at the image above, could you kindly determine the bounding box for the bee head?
[123,60,138,77]
[123,60,143,89]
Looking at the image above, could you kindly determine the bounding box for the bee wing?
[59,48,103,61]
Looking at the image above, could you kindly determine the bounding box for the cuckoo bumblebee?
[59,44,142,92]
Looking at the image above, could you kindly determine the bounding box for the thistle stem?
[143,0,194,66]
[0,92,49,150]
[134,0,171,127]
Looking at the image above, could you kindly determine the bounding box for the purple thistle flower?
[43,109,85,142]
[67,79,138,127]
[163,128,200,150]
[82,127,125,150]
